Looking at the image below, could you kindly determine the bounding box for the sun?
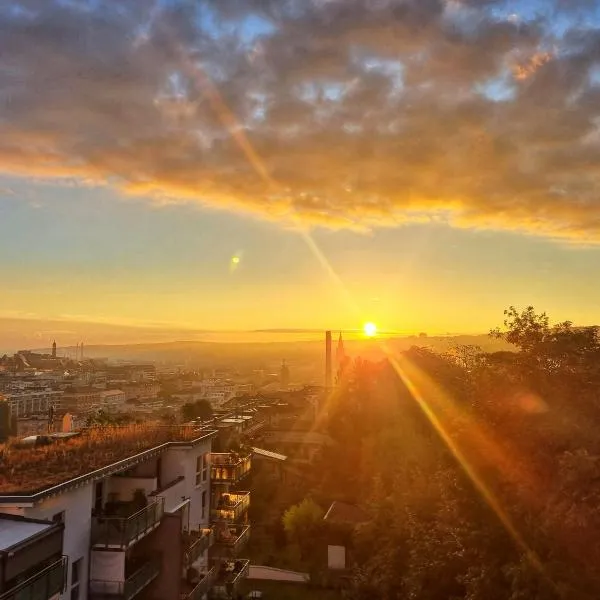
[364,322,377,337]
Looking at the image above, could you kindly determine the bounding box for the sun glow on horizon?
[364,322,377,337]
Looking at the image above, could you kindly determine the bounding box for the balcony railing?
[210,560,250,599]
[0,557,67,600]
[211,492,250,523]
[183,529,214,567]
[213,525,250,557]
[91,498,165,548]
[210,453,251,485]
[182,566,217,600]
[89,558,160,600]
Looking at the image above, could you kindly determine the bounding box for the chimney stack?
[325,330,332,390]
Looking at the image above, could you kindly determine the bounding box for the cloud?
[2,0,600,241]
[512,51,554,81]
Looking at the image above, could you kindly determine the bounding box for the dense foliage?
[315,307,600,599]
[282,498,325,560]
[181,399,214,422]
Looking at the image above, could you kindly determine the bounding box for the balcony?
[180,566,217,600]
[211,492,250,523]
[89,557,160,600]
[210,453,251,485]
[183,529,214,568]
[91,498,164,548]
[0,557,67,600]
[210,560,249,599]
[213,525,250,557]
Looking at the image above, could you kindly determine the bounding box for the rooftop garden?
[0,425,206,495]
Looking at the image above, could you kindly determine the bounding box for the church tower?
[52,340,57,358]
[336,332,345,366]
[335,332,350,384]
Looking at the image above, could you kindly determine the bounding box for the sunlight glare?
[364,322,377,337]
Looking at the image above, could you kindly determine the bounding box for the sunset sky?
[2,0,600,347]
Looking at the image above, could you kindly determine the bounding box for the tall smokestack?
[325,330,332,390]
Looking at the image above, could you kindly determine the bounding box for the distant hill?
[31,335,513,382]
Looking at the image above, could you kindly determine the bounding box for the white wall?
[327,545,346,570]
[25,483,94,600]
[163,440,212,531]
[154,477,187,513]
[90,549,125,592]
[108,476,157,502]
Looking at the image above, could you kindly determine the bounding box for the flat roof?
[0,426,218,502]
[0,519,53,551]
[252,447,287,462]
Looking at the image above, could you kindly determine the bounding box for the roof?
[323,501,369,525]
[0,515,56,551]
[252,447,287,462]
[0,426,218,503]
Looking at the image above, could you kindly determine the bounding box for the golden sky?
[1,0,600,346]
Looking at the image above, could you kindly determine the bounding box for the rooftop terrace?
[0,425,214,497]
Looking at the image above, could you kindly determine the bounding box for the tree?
[491,306,550,353]
[181,400,213,422]
[282,498,325,559]
[86,410,132,427]
[491,305,600,376]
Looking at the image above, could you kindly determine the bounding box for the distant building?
[280,360,290,389]
[99,389,126,412]
[106,363,156,383]
[323,501,368,571]
[61,387,101,413]
[4,389,63,418]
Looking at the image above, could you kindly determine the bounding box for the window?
[196,453,209,486]
[201,491,206,519]
[71,557,83,600]
[72,558,82,584]
[196,455,202,486]
[202,452,209,481]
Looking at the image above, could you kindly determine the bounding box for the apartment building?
[0,513,67,600]
[4,389,63,418]
[98,390,126,412]
[0,425,252,600]
[61,388,102,414]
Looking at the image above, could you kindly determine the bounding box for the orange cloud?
[512,51,554,81]
[1,1,600,242]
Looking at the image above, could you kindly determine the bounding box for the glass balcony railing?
[89,557,160,600]
[213,525,250,557]
[91,498,165,548]
[210,453,251,484]
[210,560,250,599]
[182,566,217,600]
[0,557,67,600]
[211,492,250,523]
[183,529,214,567]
